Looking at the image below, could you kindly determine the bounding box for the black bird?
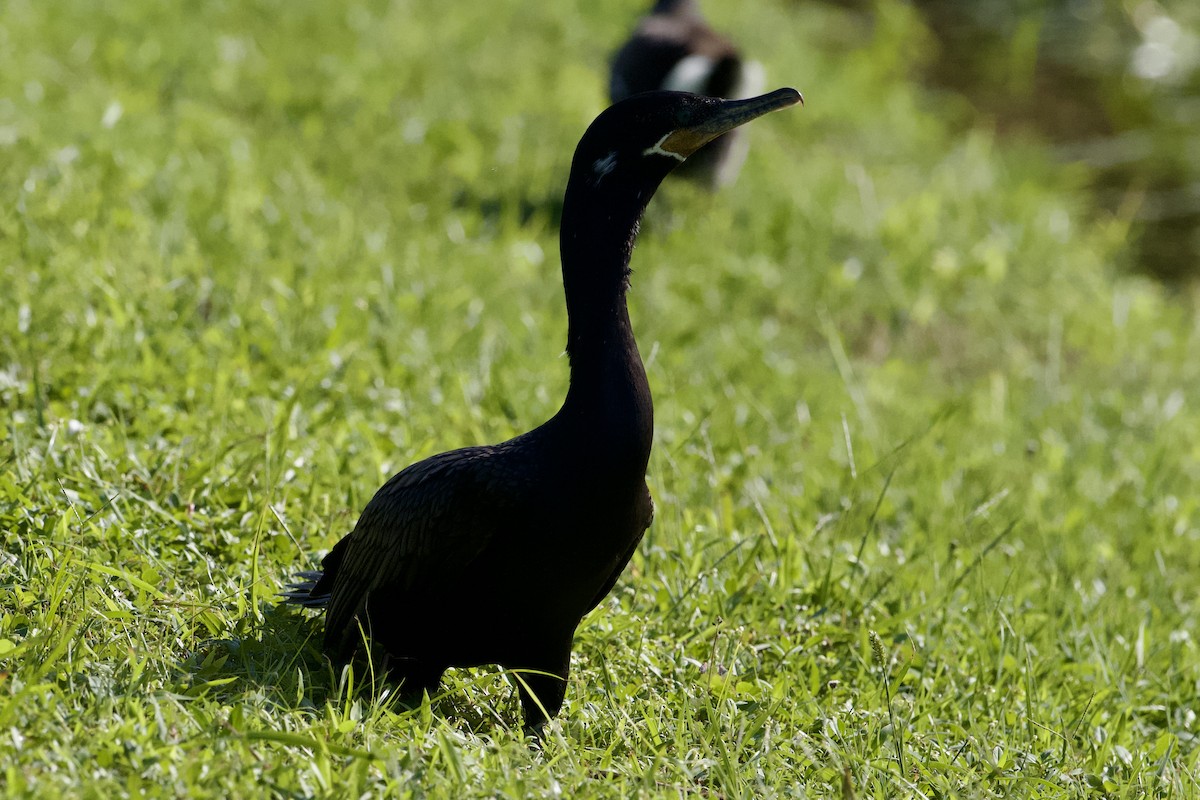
[283,88,802,729]
[610,0,766,189]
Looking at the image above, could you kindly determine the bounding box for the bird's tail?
[278,570,332,608]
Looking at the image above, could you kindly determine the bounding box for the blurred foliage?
[824,0,1200,282]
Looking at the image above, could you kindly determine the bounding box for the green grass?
[2,0,1199,796]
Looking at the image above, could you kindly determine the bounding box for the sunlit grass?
[2,0,1198,796]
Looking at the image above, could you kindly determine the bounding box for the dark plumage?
[610,0,766,188]
[282,88,802,729]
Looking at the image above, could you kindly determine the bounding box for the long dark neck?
[560,185,646,361]
[556,179,654,455]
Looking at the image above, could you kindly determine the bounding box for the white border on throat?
[642,132,686,162]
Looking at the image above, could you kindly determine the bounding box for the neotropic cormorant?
[283,88,802,729]
[610,0,767,188]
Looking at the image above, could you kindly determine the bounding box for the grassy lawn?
[2,0,1199,796]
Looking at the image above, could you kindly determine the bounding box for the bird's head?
[569,88,802,199]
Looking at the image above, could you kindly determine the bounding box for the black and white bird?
[610,0,767,188]
[282,88,802,730]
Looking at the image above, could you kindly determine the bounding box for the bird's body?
[610,0,766,188]
[283,88,802,728]
[299,394,653,716]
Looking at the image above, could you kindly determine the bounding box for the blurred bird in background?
[610,0,766,188]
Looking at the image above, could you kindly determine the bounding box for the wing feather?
[321,446,515,657]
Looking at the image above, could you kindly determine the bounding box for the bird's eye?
[592,152,619,181]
